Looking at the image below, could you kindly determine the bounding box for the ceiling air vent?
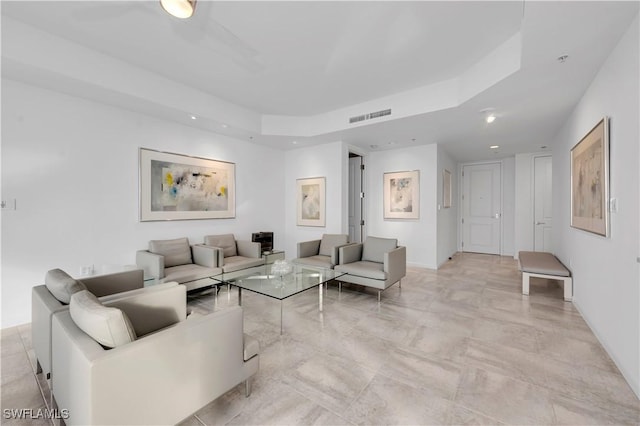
[349,108,391,124]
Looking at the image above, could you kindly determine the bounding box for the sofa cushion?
[335,261,387,280]
[319,234,348,257]
[69,290,137,348]
[204,234,237,258]
[149,238,192,268]
[222,256,264,273]
[45,269,87,304]
[163,264,221,284]
[292,255,334,269]
[362,237,398,264]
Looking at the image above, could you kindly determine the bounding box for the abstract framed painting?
[570,117,609,237]
[383,170,420,219]
[296,177,326,227]
[139,148,235,221]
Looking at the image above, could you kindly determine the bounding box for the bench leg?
[522,273,530,296]
[563,277,573,302]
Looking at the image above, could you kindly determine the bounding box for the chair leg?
[338,282,342,292]
[378,290,381,302]
[245,378,252,397]
[399,279,402,289]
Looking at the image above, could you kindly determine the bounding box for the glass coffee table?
[215,263,345,334]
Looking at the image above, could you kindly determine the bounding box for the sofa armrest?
[237,240,261,259]
[80,269,144,298]
[31,285,67,376]
[192,244,221,268]
[339,243,363,265]
[384,246,406,284]
[103,282,186,337]
[136,250,164,279]
[297,240,321,258]
[332,243,355,265]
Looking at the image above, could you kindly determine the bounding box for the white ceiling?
[2,1,639,161]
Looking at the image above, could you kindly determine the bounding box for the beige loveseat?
[136,237,221,291]
[292,234,350,269]
[335,236,406,301]
[51,283,259,425]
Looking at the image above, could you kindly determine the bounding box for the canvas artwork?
[139,148,235,221]
[384,170,420,219]
[571,117,609,236]
[297,177,325,226]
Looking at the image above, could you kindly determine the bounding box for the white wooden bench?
[518,251,572,301]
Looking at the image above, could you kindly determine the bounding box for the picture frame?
[383,170,420,219]
[570,117,609,237]
[443,169,452,208]
[296,177,326,227]
[139,148,235,221]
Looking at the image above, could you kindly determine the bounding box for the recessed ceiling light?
[490,145,500,149]
[388,141,397,145]
[190,115,197,120]
[292,140,298,145]
[486,115,496,124]
[221,124,228,128]
[370,144,379,149]
[160,0,196,19]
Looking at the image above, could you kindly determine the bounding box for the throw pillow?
[70,290,137,348]
[45,269,87,304]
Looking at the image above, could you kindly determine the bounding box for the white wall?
[283,141,346,257]
[552,15,639,397]
[1,80,286,328]
[367,145,438,269]
[436,146,458,267]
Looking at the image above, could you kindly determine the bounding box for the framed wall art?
[570,117,609,236]
[139,148,235,221]
[443,169,452,208]
[296,177,326,227]
[383,170,420,219]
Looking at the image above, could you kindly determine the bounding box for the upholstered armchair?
[136,237,221,291]
[31,268,147,383]
[292,234,350,269]
[203,234,264,277]
[335,236,406,301]
[51,283,259,425]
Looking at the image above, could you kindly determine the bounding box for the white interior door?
[534,155,553,252]
[348,155,363,243]
[462,163,501,254]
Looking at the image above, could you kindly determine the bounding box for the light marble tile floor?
[2,253,639,425]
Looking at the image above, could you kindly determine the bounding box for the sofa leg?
[378,290,381,302]
[245,378,252,397]
[338,282,342,292]
[399,279,402,289]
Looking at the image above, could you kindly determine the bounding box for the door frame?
[458,160,504,255]
[347,146,367,242]
[532,154,553,252]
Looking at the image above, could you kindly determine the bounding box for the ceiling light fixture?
[486,115,496,124]
[221,124,228,128]
[190,115,197,120]
[160,0,196,19]
[490,145,500,149]
[292,140,298,145]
